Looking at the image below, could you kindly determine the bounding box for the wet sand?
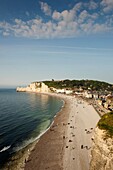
[24,94,100,170]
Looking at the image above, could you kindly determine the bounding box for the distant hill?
[44,79,113,92]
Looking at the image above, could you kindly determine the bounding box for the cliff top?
[44,79,113,92]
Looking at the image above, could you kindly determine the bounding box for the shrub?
[98,111,113,137]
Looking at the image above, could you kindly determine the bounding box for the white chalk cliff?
[90,127,113,170]
[16,82,51,93]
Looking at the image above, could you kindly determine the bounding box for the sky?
[0,0,113,87]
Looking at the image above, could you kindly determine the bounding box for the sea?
[0,89,63,168]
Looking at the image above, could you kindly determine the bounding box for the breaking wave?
[0,145,11,153]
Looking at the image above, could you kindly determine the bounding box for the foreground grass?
[98,111,113,138]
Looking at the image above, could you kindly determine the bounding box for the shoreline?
[3,93,100,170]
[24,93,100,170]
[2,93,65,170]
[25,93,70,170]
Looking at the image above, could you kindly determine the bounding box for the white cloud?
[3,32,10,36]
[52,2,83,23]
[52,9,75,22]
[78,10,98,24]
[15,19,23,25]
[92,23,112,33]
[52,11,62,21]
[80,21,112,34]
[0,1,113,39]
[73,2,82,12]
[40,1,52,16]
[78,10,89,23]
[88,0,98,10]
[101,0,113,13]
[80,22,93,33]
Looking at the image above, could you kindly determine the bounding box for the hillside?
[98,111,113,138]
[44,79,113,92]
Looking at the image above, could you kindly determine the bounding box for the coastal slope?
[24,94,100,170]
[90,127,113,170]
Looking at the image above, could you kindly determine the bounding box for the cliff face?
[90,127,113,170]
[16,82,51,93]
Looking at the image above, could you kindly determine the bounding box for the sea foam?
[0,145,11,152]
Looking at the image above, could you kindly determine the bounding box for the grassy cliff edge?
[98,111,113,138]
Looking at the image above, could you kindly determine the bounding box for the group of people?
[81,145,91,150]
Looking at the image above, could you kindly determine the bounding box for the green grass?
[43,79,113,91]
[98,111,113,137]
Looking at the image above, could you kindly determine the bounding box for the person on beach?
[81,145,83,149]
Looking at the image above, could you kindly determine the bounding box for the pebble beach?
[24,93,100,170]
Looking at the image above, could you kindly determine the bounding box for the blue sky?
[0,0,113,87]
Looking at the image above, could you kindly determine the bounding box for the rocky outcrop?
[16,82,51,93]
[16,87,26,92]
[90,127,113,170]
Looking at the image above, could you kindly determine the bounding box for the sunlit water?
[0,89,63,167]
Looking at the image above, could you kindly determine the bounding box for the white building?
[65,90,73,95]
[83,91,93,98]
[56,89,65,93]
